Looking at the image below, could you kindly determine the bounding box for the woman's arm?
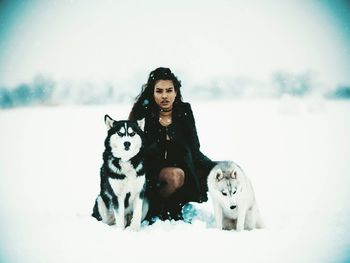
[183,103,213,168]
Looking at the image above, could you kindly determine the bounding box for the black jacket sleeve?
[183,103,213,169]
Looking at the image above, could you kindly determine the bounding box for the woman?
[129,67,216,221]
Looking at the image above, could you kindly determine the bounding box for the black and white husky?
[207,161,263,231]
[92,115,148,231]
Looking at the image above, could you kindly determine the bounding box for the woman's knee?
[171,168,185,188]
[159,167,185,189]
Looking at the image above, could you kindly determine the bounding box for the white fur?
[105,115,115,130]
[137,118,145,131]
[135,163,143,173]
[207,161,263,231]
[119,126,126,134]
[109,132,142,161]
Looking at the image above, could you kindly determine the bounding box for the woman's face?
[153,80,177,111]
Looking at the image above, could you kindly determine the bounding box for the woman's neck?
[159,108,173,127]
[159,108,172,117]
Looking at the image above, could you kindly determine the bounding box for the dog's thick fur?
[92,115,148,231]
[207,161,263,231]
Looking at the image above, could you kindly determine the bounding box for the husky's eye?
[129,132,136,137]
[232,190,237,195]
[222,192,227,196]
[117,132,124,136]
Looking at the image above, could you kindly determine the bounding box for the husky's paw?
[235,225,244,232]
[128,223,141,231]
[115,221,126,230]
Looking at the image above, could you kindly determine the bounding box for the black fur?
[139,187,145,199]
[124,192,131,208]
[92,200,102,221]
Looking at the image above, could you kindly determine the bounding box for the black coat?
[130,101,216,217]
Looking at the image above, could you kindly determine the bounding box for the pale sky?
[0,0,349,88]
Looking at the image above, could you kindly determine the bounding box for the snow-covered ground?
[0,99,349,263]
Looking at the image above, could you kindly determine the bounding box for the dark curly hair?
[129,67,183,121]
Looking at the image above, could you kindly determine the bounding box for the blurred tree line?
[0,75,54,108]
[1,72,349,109]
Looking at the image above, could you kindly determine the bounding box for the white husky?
[207,161,263,231]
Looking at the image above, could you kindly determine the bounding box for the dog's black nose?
[230,205,236,210]
[124,141,131,149]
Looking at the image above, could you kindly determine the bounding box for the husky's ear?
[216,169,224,181]
[230,169,237,179]
[137,118,145,132]
[104,114,115,130]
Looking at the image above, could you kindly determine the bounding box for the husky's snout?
[124,141,131,150]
